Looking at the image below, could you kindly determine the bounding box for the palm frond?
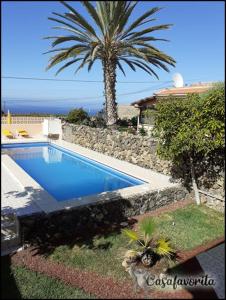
[121,7,162,39]
[124,46,149,62]
[87,56,98,72]
[124,24,173,40]
[51,26,91,41]
[110,2,128,37]
[46,45,88,70]
[139,218,155,239]
[116,1,138,36]
[48,18,92,42]
[48,16,80,33]
[43,47,70,55]
[60,1,99,39]
[119,58,136,71]
[96,1,111,37]
[81,1,105,34]
[154,238,175,258]
[90,44,100,61]
[122,229,139,243]
[55,58,83,75]
[129,59,159,79]
[51,36,88,47]
[46,51,69,70]
[148,58,170,72]
[51,12,96,40]
[74,52,90,74]
[128,36,169,42]
[117,61,126,76]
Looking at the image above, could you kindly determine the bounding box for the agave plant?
[44,1,176,126]
[122,218,175,269]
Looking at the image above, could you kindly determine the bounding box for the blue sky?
[2,1,225,111]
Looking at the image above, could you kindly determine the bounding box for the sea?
[2,100,101,116]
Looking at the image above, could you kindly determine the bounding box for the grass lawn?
[152,203,224,250]
[49,204,224,281]
[1,256,94,299]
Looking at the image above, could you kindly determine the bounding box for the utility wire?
[2,76,172,84]
[2,76,215,83]
[3,76,214,102]
[3,83,169,102]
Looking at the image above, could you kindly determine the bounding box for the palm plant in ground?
[44,1,176,126]
[122,218,175,270]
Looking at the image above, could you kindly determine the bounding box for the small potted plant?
[122,218,176,285]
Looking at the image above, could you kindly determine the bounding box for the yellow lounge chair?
[16,129,29,137]
[2,129,14,138]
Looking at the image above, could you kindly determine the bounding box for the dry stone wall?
[62,123,171,175]
[62,123,224,212]
[19,186,189,242]
[200,177,225,212]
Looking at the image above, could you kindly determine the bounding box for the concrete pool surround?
[2,139,186,216]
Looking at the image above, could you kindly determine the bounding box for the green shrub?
[139,126,147,136]
[153,83,225,204]
[130,116,138,127]
[143,109,158,125]
[91,116,106,128]
[66,108,89,124]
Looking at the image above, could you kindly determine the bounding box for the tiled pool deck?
[2,137,47,216]
[2,138,179,216]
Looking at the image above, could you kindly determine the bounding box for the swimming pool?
[2,142,144,201]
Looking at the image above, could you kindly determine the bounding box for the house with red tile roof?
[131,82,214,133]
[131,82,214,107]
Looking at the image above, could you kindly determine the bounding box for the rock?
[131,157,137,164]
[120,221,128,227]
[53,232,62,239]
[95,213,104,222]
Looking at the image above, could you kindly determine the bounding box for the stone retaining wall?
[62,123,224,212]
[62,123,171,175]
[19,186,189,242]
[199,177,225,212]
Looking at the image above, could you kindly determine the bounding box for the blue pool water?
[2,143,144,201]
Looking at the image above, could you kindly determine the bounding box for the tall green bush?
[153,83,225,204]
[66,108,89,124]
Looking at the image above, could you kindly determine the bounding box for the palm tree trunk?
[103,59,118,126]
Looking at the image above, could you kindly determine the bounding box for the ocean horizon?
[2,100,102,116]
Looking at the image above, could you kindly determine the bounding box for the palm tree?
[44,1,175,126]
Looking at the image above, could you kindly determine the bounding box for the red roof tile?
[131,83,213,106]
[156,85,212,96]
